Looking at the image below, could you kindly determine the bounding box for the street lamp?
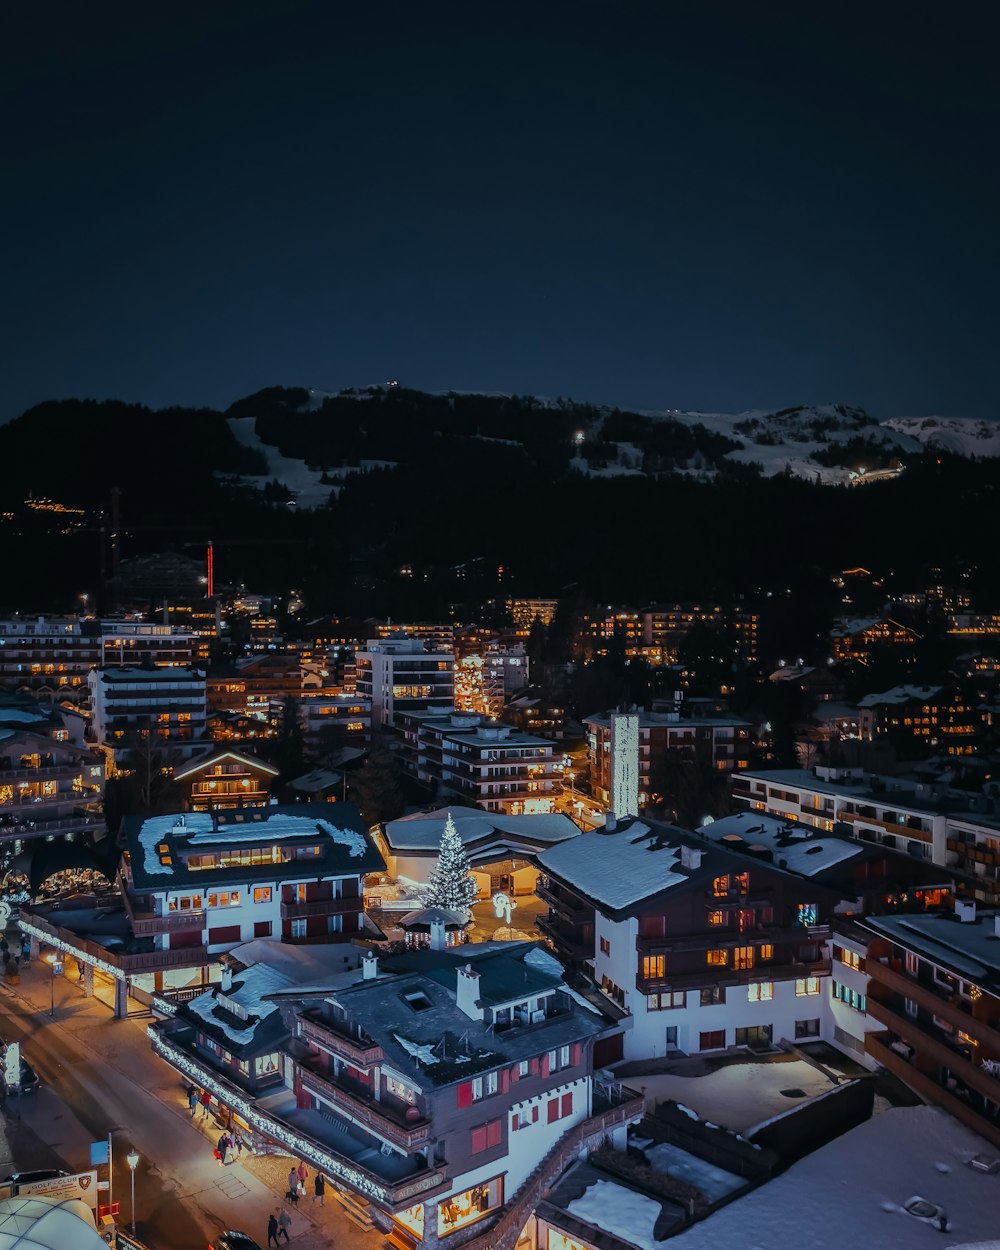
[45,954,63,1018]
[126,1149,139,1234]
[567,771,576,804]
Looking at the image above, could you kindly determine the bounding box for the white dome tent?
[0,1195,109,1249]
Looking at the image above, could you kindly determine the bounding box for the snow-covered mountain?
[882,416,1000,458]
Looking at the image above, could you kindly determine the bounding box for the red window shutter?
[510,1066,520,1083]
[470,1125,487,1153]
[511,1115,519,1132]
[532,1106,539,1123]
[561,1092,573,1117]
[487,1118,502,1148]
[540,1054,550,1078]
[529,1058,539,1076]
[570,1043,581,1066]
[457,1081,473,1108]
[547,1098,559,1124]
[500,1069,510,1092]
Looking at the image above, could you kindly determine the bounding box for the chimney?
[679,845,703,871]
[429,918,447,951]
[220,964,233,993]
[604,813,617,833]
[362,950,379,979]
[456,964,484,1021]
[609,713,640,821]
[994,913,1000,939]
[955,898,977,924]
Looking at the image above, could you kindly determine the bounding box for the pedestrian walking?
[313,1173,325,1206]
[296,1159,308,1195]
[267,1212,279,1248]
[233,1134,244,1158]
[187,1086,198,1116]
[224,1133,236,1165]
[213,1146,223,1166]
[277,1207,292,1244]
[199,1089,211,1119]
[286,1167,299,1202]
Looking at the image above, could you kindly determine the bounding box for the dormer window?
[402,990,432,1012]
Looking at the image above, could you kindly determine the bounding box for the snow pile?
[636,1060,835,1131]
[137,812,213,875]
[567,1179,670,1250]
[187,812,369,857]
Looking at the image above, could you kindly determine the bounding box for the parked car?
[3,1169,69,1186]
[0,1042,40,1094]
[208,1233,265,1250]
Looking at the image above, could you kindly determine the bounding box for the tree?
[349,735,404,826]
[424,813,479,916]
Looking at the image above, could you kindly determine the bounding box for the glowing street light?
[45,954,63,1018]
[126,1149,139,1234]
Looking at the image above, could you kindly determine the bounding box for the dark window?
[699,1030,725,1051]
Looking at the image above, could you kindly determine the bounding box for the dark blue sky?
[6,3,998,422]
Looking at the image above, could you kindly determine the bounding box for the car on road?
[0,1049,40,1095]
[208,1232,265,1250]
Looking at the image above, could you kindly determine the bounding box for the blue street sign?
[90,1140,110,1166]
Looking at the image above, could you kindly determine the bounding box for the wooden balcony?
[866,1032,1000,1151]
[637,957,831,994]
[535,913,592,960]
[865,998,1000,1106]
[280,895,361,920]
[121,891,205,937]
[298,1063,431,1149]
[299,1011,385,1066]
[536,881,592,920]
[867,960,1000,1046]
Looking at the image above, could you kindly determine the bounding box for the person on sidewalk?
[286,1167,299,1203]
[199,1090,211,1119]
[267,1212,279,1249]
[296,1159,308,1195]
[276,1206,292,1244]
[313,1173,325,1206]
[187,1086,199,1117]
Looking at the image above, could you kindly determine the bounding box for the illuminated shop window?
[438,1177,503,1235]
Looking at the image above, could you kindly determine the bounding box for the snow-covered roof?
[537,824,688,913]
[137,811,214,876]
[568,1179,669,1250]
[698,812,864,877]
[383,808,579,852]
[188,811,368,856]
[668,1106,1000,1250]
[857,684,943,707]
[187,963,290,1045]
[173,749,278,781]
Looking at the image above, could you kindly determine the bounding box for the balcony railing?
[298,1064,431,1149]
[866,1031,1000,1151]
[867,960,1000,1046]
[0,764,87,782]
[299,1012,385,1066]
[535,914,592,959]
[121,892,206,937]
[536,881,592,920]
[280,896,361,920]
[148,1028,448,1211]
[19,909,207,976]
[866,998,1000,1105]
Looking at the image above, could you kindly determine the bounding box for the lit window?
[796,977,821,996]
[707,911,725,926]
[747,982,773,1002]
[733,946,754,970]
[712,875,730,897]
[706,950,727,966]
[642,955,664,980]
[253,887,272,904]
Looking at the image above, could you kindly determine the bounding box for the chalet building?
[172,748,279,811]
[584,709,752,809]
[829,616,919,665]
[857,684,977,757]
[0,695,105,850]
[861,903,1000,1149]
[536,819,840,1063]
[281,942,638,1248]
[88,664,209,761]
[397,712,560,814]
[374,807,579,898]
[298,693,372,757]
[20,804,383,1016]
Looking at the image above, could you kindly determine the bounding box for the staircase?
[333,1181,377,1230]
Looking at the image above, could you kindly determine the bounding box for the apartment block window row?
[747,981,773,1002]
[647,990,685,1011]
[832,980,866,1012]
[834,944,864,972]
[796,976,821,996]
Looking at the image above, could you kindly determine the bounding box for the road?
[0,956,376,1250]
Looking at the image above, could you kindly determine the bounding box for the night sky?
[6,3,999,423]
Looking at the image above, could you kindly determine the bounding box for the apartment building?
[0,616,193,697]
[355,637,455,729]
[861,903,1000,1149]
[585,709,752,808]
[536,819,838,1063]
[0,694,105,851]
[88,664,209,761]
[857,684,977,757]
[299,693,372,757]
[397,711,559,814]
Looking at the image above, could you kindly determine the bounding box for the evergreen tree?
[424,813,479,915]
[350,735,404,826]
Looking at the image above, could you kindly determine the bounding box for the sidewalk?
[2,951,386,1250]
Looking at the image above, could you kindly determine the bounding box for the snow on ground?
[884,416,1000,458]
[633,1059,836,1131]
[226,416,333,509]
[644,1141,744,1202]
[668,1105,1000,1250]
[567,1179,669,1250]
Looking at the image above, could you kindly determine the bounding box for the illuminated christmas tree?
[424,812,479,916]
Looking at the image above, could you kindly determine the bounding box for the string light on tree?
[424,813,479,918]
